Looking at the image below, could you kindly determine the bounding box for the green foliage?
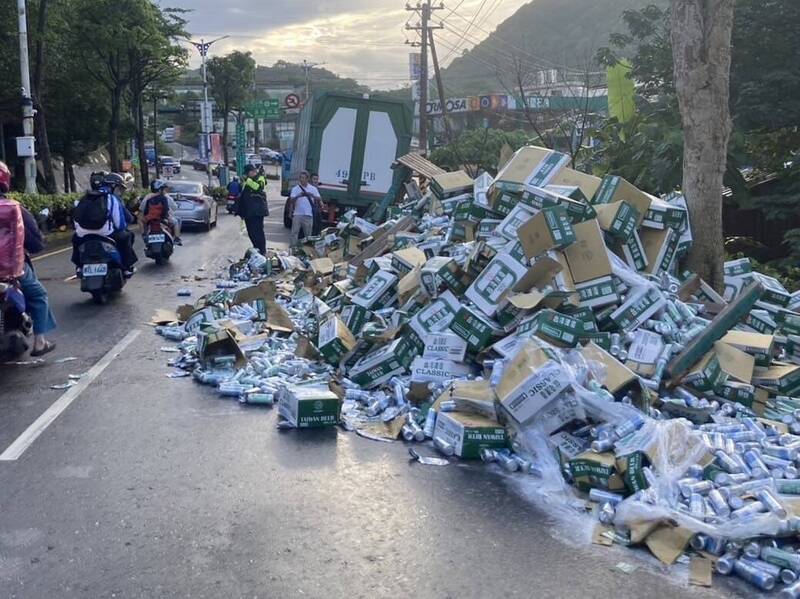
[8,192,80,216]
[606,60,636,124]
[429,129,532,175]
[208,52,257,114]
[208,186,228,203]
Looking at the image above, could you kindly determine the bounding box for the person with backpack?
[227,176,242,198]
[139,180,181,244]
[236,164,268,254]
[0,161,57,356]
[71,172,138,277]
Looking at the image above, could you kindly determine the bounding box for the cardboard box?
[527,309,582,348]
[184,306,226,333]
[408,290,462,342]
[564,220,613,284]
[496,340,571,425]
[617,229,649,272]
[422,332,468,362]
[488,146,552,212]
[595,201,640,241]
[433,411,508,458]
[752,363,800,395]
[592,175,652,224]
[626,329,665,376]
[609,285,667,331]
[751,272,792,307]
[521,185,596,224]
[518,205,576,259]
[317,313,357,365]
[568,451,625,492]
[449,305,501,353]
[549,167,603,200]
[720,330,774,367]
[339,304,370,336]
[682,351,725,392]
[641,228,679,276]
[196,324,247,369]
[642,196,687,231]
[581,342,636,394]
[419,256,469,297]
[495,202,538,241]
[350,270,398,310]
[524,150,570,187]
[724,258,752,278]
[410,356,473,384]
[714,340,755,383]
[464,252,530,317]
[310,257,334,276]
[349,336,419,388]
[278,386,341,428]
[391,247,427,277]
[575,275,619,309]
[431,170,474,201]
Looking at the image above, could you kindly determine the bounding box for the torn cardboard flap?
[581,342,636,394]
[310,257,335,275]
[564,220,613,284]
[644,524,694,565]
[149,308,180,326]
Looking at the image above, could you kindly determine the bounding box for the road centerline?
[0,329,142,462]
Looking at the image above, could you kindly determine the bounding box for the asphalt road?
[0,176,752,598]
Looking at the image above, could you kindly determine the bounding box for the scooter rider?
[139,180,182,244]
[72,172,138,277]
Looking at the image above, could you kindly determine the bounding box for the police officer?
[237,164,268,254]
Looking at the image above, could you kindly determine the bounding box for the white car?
[245,153,263,167]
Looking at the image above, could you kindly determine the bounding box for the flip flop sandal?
[30,341,56,357]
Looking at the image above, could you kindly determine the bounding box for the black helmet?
[245,164,256,174]
[89,171,108,191]
[150,179,168,193]
[102,172,127,190]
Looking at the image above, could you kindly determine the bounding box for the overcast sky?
[176,0,529,88]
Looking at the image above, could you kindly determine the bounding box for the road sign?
[284,93,301,109]
[409,53,421,80]
[244,99,280,119]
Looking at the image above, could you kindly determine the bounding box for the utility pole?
[428,28,453,145]
[190,35,228,187]
[406,1,443,155]
[302,59,325,102]
[16,0,36,193]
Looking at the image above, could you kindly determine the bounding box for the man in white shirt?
[289,170,320,246]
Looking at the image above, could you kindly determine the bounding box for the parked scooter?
[0,280,33,359]
[226,193,238,214]
[143,220,174,265]
[77,235,126,304]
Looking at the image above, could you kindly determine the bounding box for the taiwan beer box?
[567,451,625,492]
[410,356,472,384]
[278,385,341,428]
[348,336,418,388]
[464,252,530,317]
[449,304,501,353]
[521,185,596,224]
[592,174,652,225]
[640,228,679,276]
[390,247,427,277]
[488,145,553,214]
[594,201,640,241]
[433,411,508,458]
[752,363,800,395]
[616,229,649,272]
[563,220,617,308]
[518,205,576,259]
[422,332,468,362]
[494,202,538,241]
[419,256,468,297]
[317,313,357,365]
[430,170,474,202]
[720,330,775,367]
[549,167,603,200]
[495,339,571,426]
[408,290,462,347]
[350,270,398,310]
[642,196,687,231]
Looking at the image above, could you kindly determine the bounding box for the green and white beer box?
[544,184,589,203]
[642,196,686,231]
[391,247,427,277]
[595,201,640,241]
[278,386,341,428]
[410,356,473,384]
[430,170,474,201]
[348,336,419,388]
[464,252,529,317]
[609,285,666,331]
[496,348,571,426]
[618,229,649,272]
[752,363,800,395]
[724,258,753,278]
[408,289,462,341]
[433,411,508,459]
[524,150,570,187]
[743,310,777,335]
[449,305,501,353]
[440,192,473,215]
[518,205,576,259]
[641,227,679,276]
[682,351,725,392]
[488,145,552,210]
[419,256,468,297]
[317,313,357,365]
[528,309,582,348]
[422,332,468,362]
[477,219,503,239]
[351,270,398,310]
[592,175,652,225]
[495,202,538,241]
[575,275,619,309]
[721,330,774,366]
[521,185,596,224]
[340,304,371,336]
[751,272,792,308]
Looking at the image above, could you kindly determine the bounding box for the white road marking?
[0,329,142,461]
[63,274,77,282]
[32,246,71,262]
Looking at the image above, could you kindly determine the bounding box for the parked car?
[192,158,221,176]
[245,153,263,167]
[168,181,218,231]
[259,147,282,164]
[159,156,181,174]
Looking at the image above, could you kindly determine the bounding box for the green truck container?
[282,93,413,214]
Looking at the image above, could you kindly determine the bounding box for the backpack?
[144,196,167,223]
[0,199,25,279]
[74,191,110,230]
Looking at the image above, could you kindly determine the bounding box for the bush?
[209,186,228,203]
[8,189,146,228]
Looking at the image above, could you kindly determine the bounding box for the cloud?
[178,0,528,89]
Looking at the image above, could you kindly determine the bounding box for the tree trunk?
[109,85,123,172]
[62,155,69,192]
[133,88,149,189]
[31,0,56,193]
[221,103,230,167]
[68,162,76,193]
[671,0,735,292]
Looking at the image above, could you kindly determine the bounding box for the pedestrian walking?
[237,164,268,254]
[288,170,318,247]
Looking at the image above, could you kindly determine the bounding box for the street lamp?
[189,35,228,187]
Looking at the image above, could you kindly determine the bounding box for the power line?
[440,0,490,63]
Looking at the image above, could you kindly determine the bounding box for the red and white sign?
[285,93,301,109]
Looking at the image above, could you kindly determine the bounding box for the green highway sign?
[244,99,280,119]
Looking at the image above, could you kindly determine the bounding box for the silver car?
[169,181,218,231]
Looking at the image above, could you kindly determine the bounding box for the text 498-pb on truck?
[283,93,412,220]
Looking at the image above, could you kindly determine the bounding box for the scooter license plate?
[148,234,166,243]
[82,263,108,277]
